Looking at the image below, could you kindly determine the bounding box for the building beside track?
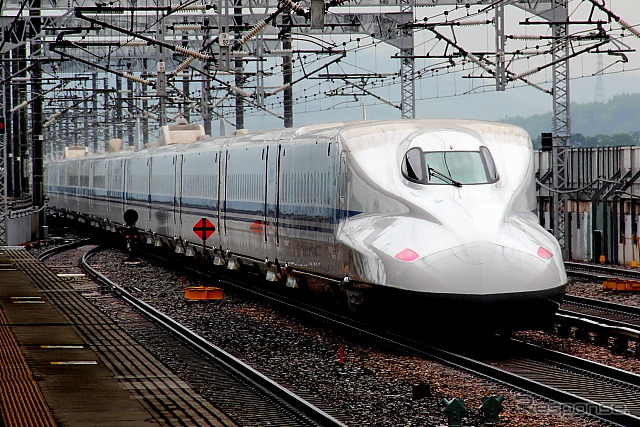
[536,145,640,265]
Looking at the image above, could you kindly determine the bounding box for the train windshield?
[402,146,498,186]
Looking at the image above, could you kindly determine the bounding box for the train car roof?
[271,118,529,142]
[336,119,530,147]
[230,118,530,144]
[47,119,530,162]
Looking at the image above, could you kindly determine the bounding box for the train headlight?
[537,246,553,259]
[394,248,420,262]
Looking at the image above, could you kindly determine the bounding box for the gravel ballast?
[57,246,608,427]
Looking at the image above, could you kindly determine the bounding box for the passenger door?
[174,151,183,234]
[337,151,349,226]
[265,138,282,261]
[220,148,229,237]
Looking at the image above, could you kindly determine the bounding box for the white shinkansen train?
[46,119,567,331]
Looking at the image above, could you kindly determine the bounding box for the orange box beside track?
[602,278,640,291]
[184,286,223,300]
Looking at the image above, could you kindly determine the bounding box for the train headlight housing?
[395,248,420,262]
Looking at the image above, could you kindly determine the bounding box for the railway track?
[560,262,640,352]
[565,261,640,282]
[233,290,640,426]
[42,240,640,425]
[40,241,346,427]
[124,247,640,426]
[561,294,640,331]
[475,338,640,425]
[24,243,239,426]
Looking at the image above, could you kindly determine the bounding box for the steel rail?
[236,287,640,426]
[48,241,640,426]
[491,339,640,424]
[560,264,640,345]
[80,246,347,427]
[565,261,640,281]
[564,294,640,318]
[557,294,640,347]
[556,311,640,340]
[23,245,239,426]
[36,237,92,261]
[145,250,640,426]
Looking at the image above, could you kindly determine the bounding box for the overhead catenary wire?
[11,0,639,145]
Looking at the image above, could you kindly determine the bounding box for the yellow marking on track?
[50,361,98,365]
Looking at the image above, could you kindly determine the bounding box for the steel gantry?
[0,0,638,251]
[400,0,415,119]
[551,0,571,258]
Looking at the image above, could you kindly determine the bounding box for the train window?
[402,147,498,186]
[401,147,425,183]
[480,146,498,181]
[94,176,106,188]
[424,150,497,185]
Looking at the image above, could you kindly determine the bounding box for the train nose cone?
[400,242,565,294]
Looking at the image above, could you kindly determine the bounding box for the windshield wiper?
[428,167,462,187]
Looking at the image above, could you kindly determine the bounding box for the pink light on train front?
[395,248,420,262]
[537,246,553,259]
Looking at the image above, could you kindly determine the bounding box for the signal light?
[395,248,420,262]
[124,226,139,240]
[537,246,553,259]
[0,118,5,134]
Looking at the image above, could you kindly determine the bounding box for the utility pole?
[156,0,167,127]
[202,61,212,136]
[495,2,507,91]
[128,73,134,148]
[180,35,191,123]
[31,0,46,239]
[282,14,293,128]
[115,76,122,140]
[0,53,8,244]
[102,76,109,151]
[234,0,244,130]
[92,72,99,152]
[32,61,45,238]
[7,51,16,199]
[142,59,150,147]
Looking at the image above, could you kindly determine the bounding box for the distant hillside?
[502,93,640,140]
